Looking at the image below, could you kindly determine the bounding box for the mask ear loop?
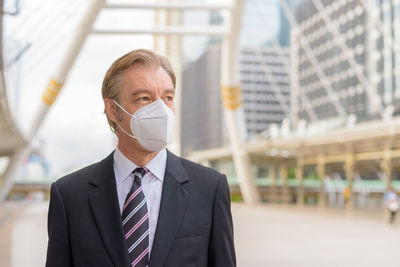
[112,100,138,139]
[112,100,134,117]
[116,123,138,139]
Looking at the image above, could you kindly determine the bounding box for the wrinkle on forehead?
[121,65,174,99]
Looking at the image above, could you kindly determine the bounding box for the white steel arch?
[0,0,260,204]
[0,0,105,202]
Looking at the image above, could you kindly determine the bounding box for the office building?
[291,0,400,123]
[181,46,290,154]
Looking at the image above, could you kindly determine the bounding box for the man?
[45,49,236,267]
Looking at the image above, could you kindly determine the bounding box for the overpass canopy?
[0,11,27,156]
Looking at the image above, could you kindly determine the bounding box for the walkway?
[1,201,400,267]
[0,201,28,267]
[233,204,400,267]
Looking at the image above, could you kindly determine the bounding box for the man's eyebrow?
[164,89,175,94]
[131,89,152,96]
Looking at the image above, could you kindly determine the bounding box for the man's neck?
[117,143,158,167]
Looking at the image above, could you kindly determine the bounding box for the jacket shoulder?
[54,152,114,191]
[179,157,225,186]
[180,157,221,174]
[54,162,98,191]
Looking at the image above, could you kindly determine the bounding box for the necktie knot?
[132,167,147,184]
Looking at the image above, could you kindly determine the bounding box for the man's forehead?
[125,63,160,74]
[121,67,174,93]
[124,64,171,80]
[129,88,175,96]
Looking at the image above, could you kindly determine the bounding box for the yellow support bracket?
[221,85,242,110]
[42,78,64,106]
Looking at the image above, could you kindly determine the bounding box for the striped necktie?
[121,167,149,267]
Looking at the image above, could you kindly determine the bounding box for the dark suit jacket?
[45,150,236,267]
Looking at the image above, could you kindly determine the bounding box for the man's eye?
[165,96,173,101]
[138,97,150,102]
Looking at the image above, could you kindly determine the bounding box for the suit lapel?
[88,152,131,267]
[149,151,190,267]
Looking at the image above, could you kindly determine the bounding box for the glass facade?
[181,46,291,154]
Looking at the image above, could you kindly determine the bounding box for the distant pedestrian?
[384,187,399,224]
[343,186,351,206]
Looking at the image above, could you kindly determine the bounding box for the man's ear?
[104,98,118,123]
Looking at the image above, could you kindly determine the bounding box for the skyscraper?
[181,47,224,155]
[291,0,399,124]
[240,46,291,136]
[181,46,290,154]
[374,0,400,114]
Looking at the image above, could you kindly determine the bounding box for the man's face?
[105,64,175,152]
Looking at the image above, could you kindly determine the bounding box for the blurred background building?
[293,0,370,122]
[181,46,224,154]
[291,0,400,124]
[181,45,290,154]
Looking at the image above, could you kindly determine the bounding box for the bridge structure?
[0,0,398,211]
[0,7,29,202]
[0,0,260,204]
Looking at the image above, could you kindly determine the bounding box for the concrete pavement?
[0,201,27,267]
[1,201,400,267]
[11,201,47,267]
[233,204,400,267]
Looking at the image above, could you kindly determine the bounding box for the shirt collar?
[145,149,166,182]
[114,148,166,185]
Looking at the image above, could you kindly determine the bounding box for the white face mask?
[113,99,175,152]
